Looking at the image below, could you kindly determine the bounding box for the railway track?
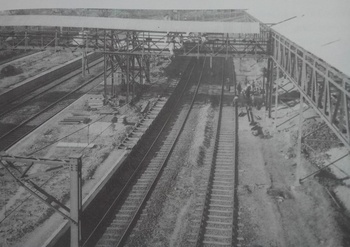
[185,58,239,247]
[80,57,206,247]
[0,54,103,117]
[0,50,40,66]
[0,57,104,151]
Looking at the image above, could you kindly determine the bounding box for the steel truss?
[100,30,151,104]
[242,10,350,149]
[0,27,269,58]
[270,31,350,149]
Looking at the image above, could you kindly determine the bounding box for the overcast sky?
[0,0,349,75]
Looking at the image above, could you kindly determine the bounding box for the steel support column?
[126,55,130,104]
[69,155,82,247]
[24,27,28,51]
[54,27,58,53]
[0,153,83,247]
[296,94,304,183]
[267,57,274,118]
[274,67,280,128]
[103,30,107,102]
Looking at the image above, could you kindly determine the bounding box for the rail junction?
[0,7,349,247]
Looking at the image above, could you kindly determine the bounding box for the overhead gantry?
[0,13,266,104]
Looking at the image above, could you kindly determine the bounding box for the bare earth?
[122,58,349,247]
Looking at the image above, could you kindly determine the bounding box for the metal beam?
[0,153,83,247]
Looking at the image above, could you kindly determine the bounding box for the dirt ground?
[123,58,350,247]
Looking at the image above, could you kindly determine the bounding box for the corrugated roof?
[0,0,348,76]
[0,15,260,34]
[247,0,350,77]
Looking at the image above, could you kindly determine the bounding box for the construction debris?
[59,116,90,125]
[87,96,104,109]
[56,142,95,148]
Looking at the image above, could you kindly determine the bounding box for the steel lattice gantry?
[0,14,264,57]
[0,14,267,103]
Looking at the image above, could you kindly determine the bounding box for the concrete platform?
[0,52,99,106]
[2,60,176,246]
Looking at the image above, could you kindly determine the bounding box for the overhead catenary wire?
[0,173,56,224]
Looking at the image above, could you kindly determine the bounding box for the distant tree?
[8,9,28,15]
[98,9,112,17]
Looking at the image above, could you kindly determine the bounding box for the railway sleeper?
[209,198,233,205]
[212,186,234,191]
[216,150,235,155]
[207,214,233,221]
[212,174,234,179]
[211,188,233,194]
[99,233,120,240]
[96,238,117,246]
[214,169,234,173]
[208,208,232,214]
[117,211,135,216]
[104,226,124,233]
[213,175,234,180]
[202,240,231,246]
[113,215,131,221]
[210,194,233,199]
[215,158,235,162]
[205,220,232,226]
[204,234,232,240]
[208,212,233,218]
[130,187,148,193]
[127,194,144,199]
[203,167,232,172]
[216,147,235,151]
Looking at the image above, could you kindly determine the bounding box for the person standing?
[237,82,242,95]
[245,84,251,105]
[245,85,256,125]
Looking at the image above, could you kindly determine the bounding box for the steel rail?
[193,58,238,247]
[81,59,197,246]
[194,58,225,246]
[0,65,105,151]
[82,57,206,247]
[0,50,40,66]
[0,56,103,118]
[116,56,207,247]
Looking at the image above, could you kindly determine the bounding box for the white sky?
[0,0,349,76]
